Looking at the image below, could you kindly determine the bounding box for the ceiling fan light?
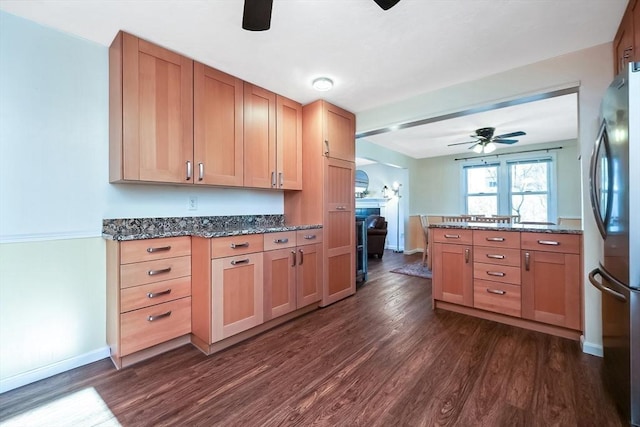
[484,142,497,153]
[472,144,483,154]
[312,77,333,91]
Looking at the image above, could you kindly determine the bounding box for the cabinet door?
[613,8,635,74]
[323,102,355,162]
[521,250,581,330]
[263,248,296,321]
[432,242,473,307]
[633,0,640,63]
[194,63,243,186]
[122,33,193,183]
[276,95,302,190]
[322,158,355,306]
[244,83,276,188]
[297,243,322,307]
[211,252,263,342]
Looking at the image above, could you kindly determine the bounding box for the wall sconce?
[382,185,390,199]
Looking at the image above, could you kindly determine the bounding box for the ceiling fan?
[448,127,526,154]
[242,0,401,31]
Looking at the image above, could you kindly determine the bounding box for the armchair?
[365,215,388,258]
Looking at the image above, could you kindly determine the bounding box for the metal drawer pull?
[186,161,192,181]
[537,240,560,246]
[291,250,297,267]
[198,162,204,181]
[486,288,506,295]
[230,242,249,249]
[147,246,171,253]
[486,254,505,259]
[299,249,304,265]
[525,252,530,271]
[148,267,171,276]
[486,271,506,277]
[148,311,172,322]
[231,259,250,266]
[274,238,289,244]
[444,234,460,239]
[464,248,470,263]
[336,206,346,210]
[486,237,505,242]
[147,289,171,298]
[304,234,317,240]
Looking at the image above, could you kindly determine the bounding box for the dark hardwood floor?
[0,251,624,426]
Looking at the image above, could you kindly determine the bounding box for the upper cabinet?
[110,31,302,190]
[110,32,193,184]
[613,0,639,75]
[194,63,244,186]
[324,102,356,162]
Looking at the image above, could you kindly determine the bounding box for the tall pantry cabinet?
[285,100,356,307]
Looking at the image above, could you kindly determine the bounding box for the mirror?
[355,170,369,197]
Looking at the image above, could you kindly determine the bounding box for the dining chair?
[472,216,510,223]
[492,214,520,223]
[519,221,556,225]
[420,215,429,266]
[442,215,473,222]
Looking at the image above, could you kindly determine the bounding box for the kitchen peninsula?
[429,221,583,340]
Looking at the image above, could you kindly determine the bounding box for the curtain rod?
[454,146,563,161]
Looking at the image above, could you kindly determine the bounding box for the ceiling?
[0,0,625,158]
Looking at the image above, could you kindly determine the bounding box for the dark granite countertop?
[102,215,322,241]
[429,222,582,235]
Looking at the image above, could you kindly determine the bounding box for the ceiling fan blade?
[448,141,477,147]
[373,0,401,10]
[495,131,526,139]
[242,0,273,31]
[494,139,518,144]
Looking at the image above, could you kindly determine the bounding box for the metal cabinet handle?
[464,248,470,263]
[291,250,297,267]
[445,234,460,239]
[486,271,506,277]
[336,206,346,211]
[324,140,329,156]
[486,237,505,242]
[198,162,204,181]
[537,240,559,246]
[271,171,276,187]
[274,238,289,244]
[147,289,172,299]
[231,258,250,266]
[148,311,172,322]
[279,172,283,187]
[147,246,171,253]
[299,249,304,265]
[148,267,171,276]
[304,234,317,240]
[486,288,506,295]
[486,254,505,260]
[230,242,249,249]
[525,252,530,271]
[186,161,192,181]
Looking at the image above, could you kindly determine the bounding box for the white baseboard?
[0,346,110,394]
[580,336,603,357]
[403,249,422,255]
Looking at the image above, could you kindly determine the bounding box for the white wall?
[358,43,613,355]
[0,11,282,391]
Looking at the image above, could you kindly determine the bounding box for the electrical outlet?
[188,196,198,211]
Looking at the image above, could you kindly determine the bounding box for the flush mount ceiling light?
[312,77,334,91]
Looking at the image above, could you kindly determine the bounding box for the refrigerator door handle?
[588,267,627,302]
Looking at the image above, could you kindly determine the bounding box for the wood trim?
[122,32,139,180]
[112,335,191,370]
[109,31,124,182]
[191,237,212,344]
[433,300,581,341]
[106,240,121,363]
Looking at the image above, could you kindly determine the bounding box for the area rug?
[390,261,432,279]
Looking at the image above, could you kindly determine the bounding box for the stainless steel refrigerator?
[588,61,639,427]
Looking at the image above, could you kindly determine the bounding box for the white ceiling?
[0,0,624,158]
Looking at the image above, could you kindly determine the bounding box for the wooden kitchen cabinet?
[243,83,276,188]
[295,229,323,307]
[324,102,356,162]
[193,62,244,186]
[432,231,473,307]
[613,0,639,75]
[276,95,303,189]
[521,232,582,331]
[109,31,193,184]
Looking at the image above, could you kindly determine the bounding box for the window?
[463,155,555,222]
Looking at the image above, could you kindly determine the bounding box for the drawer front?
[432,228,473,245]
[473,230,520,249]
[473,262,521,285]
[120,276,191,313]
[263,231,296,251]
[473,247,521,267]
[120,296,191,356]
[211,234,264,259]
[474,280,521,318]
[296,229,323,246]
[520,232,580,254]
[120,237,191,264]
[120,256,191,289]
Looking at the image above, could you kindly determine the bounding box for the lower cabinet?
[432,229,473,307]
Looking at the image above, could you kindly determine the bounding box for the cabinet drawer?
[473,247,521,267]
[120,237,191,264]
[211,234,264,258]
[473,262,521,285]
[296,229,323,246]
[120,296,191,356]
[521,232,580,254]
[120,256,191,289]
[474,280,521,318]
[263,231,296,251]
[432,228,473,245]
[473,230,520,249]
[120,276,191,313]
